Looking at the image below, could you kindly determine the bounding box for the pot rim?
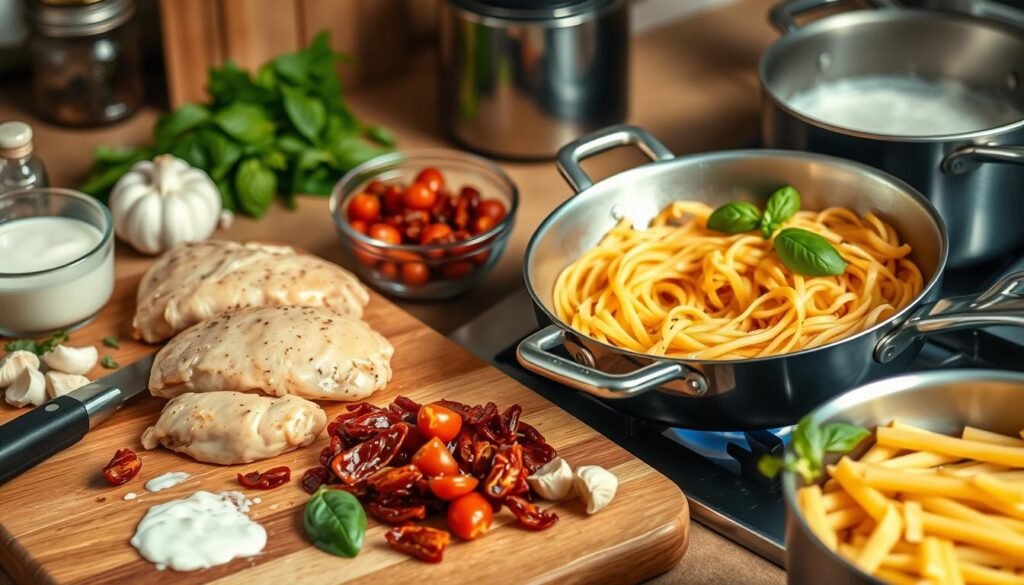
[759,8,1024,144]
[523,148,949,366]
[780,368,1024,585]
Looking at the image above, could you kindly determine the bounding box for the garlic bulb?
[109,154,221,255]
[4,368,46,407]
[527,457,574,500]
[0,350,40,388]
[45,372,91,398]
[574,465,618,515]
[42,345,98,375]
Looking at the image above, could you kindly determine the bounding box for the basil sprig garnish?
[304,486,366,558]
[758,416,870,483]
[706,186,847,277]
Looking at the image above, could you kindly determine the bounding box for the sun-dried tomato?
[399,424,427,457]
[237,466,291,490]
[465,402,498,426]
[504,495,559,530]
[367,464,423,495]
[342,410,402,442]
[385,525,450,563]
[517,421,547,444]
[102,448,141,486]
[327,403,379,439]
[331,423,409,486]
[470,441,495,479]
[452,428,475,472]
[301,467,329,494]
[320,434,345,468]
[482,443,522,499]
[367,500,428,524]
[500,404,522,443]
[521,441,557,475]
[389,396,422,421]
[329,483,368,497]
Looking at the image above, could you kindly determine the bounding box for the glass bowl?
[0,188,114,336]
[329,149,518,300]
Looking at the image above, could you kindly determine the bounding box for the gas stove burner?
[665,427,791,488]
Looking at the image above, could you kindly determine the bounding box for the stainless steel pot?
[783,369,1024,585]
[517,124,1024,430]
[438,0,629,160]
[760,1,1024,267]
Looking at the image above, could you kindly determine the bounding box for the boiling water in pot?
[787,75,1022,136]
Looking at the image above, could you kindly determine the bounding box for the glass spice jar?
[25,0,143,127]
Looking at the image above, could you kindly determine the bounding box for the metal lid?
[0,121,33,159]
[26,0,135,37]
[450,0,617,21]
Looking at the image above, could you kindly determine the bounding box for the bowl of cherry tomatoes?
[330,150,518,299]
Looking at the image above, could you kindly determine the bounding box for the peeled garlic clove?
[4,368,46,407]
[574,465,618,515]
[527,456,574,500]
[42,345,98,375]
[45,372,91,398]
[0,350,41,388]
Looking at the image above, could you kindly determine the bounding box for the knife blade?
[0,354,154,486]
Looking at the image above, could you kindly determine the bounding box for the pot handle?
[556,124,675,193]
[769,0,895,33]
[516,325,708,399]
[875,271,1024,363]
[942,145,1024,175]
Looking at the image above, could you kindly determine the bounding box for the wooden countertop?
[0,0,785,583]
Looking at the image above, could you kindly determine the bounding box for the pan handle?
[516,325,708,399]
[942,145,1024,175]
[769,0,895,33]
[556,124,675,193]
[875,271,1024,363]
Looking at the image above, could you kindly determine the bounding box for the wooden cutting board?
[0,275,689,585]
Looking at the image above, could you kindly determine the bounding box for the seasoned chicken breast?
[141,391,327,464]
[149,305,394,401]
[133,240,369,343]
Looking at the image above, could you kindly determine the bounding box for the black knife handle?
[0,395,90,486]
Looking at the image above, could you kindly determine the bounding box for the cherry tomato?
[429,475,479,501]
[447,492,493,540]
[368,223,402,245]
[404,182,438,211]
[378,261,398,280]
[471,249,491,266]
[417,404,463,443]
[475,199,507,222]
[354,247,380,267]
[415,167,445,192]
[400,262,430,287]
[420,223,453,245]
[366,180,386,196]
[472,215,497,235]
[348,193,382,222]
[442,261,474,280]
[383,185,405,215]
[411,437,459,477]
[349,219,368,234]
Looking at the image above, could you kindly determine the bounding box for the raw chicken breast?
[141,391,326,464]
[149,305,394,401]
[133,240,369,343]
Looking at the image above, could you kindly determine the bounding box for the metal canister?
[439,0,629,160]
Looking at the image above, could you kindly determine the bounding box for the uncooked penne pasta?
[799,485,837,550]
[940,461,1009,477]
[911,496,1017,538]
[856,505,903,574]
[940,539,966,585]
[920,536,945,583]
[834,458,891,520]
[972,474,1024,505]
[902,500,923,543]
[962,426,1024,447]
[861,443,903,464]
[876,426,1024,467]
[828,507,868,531]
[881,450,960,469]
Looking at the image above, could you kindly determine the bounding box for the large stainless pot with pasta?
[517,124,1024,430]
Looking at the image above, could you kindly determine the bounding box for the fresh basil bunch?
[706,186,848,277]
[304,486,366,558]
[758,416,870,484]
[80,32,394,218]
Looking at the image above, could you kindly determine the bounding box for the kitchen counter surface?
[0,0,785,582]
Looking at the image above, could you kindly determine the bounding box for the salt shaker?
[0,121,49,194]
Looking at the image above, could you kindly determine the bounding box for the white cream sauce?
[144,471,192,492]
[130,491,266,571]
[0,217,102,273]
[787,75,1021,136]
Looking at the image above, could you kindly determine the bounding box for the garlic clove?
[45,372,91,398]
[0,350,41,388]
[573,465,618,515]
[527,456,575,501]
[42,345,98,375]
[4,368,46,407]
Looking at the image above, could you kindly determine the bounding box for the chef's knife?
[0,354,154,485]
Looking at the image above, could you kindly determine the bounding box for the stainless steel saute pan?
[517,125,1024,430]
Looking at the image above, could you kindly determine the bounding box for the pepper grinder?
[0,121,49,194]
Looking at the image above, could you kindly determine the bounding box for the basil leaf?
[304,486,365,558]
[757,455,786,479]
[207,61,272,106]
[262,150,288,171]
[235,158,277,218]
[200,129,243,181]
[254,63,278,91]
[792,416,823,473]
[100,356,119,369]
[764,186,801,228]
[102,335,120,349]
[277,134,310,155]
[5,339,38,354]
[330,136,387,172]
[282,86,326,144]
[155,104,210,147]
[760,417,869,483]
[707,202,762,234]
[821,423,871,454]
[168,132,209,170]
[773,228,848,277]
[365,125,395,148]
[93,145,148,165]
[216,177,237,212]
[273,53,309,85]
[37,330,68,355]
[213,103,276,144]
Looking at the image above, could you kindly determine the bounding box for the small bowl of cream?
[0,188,114,336]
